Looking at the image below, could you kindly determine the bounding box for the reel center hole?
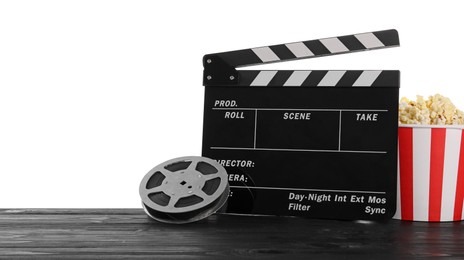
[179,180,193,189]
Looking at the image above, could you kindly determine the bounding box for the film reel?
[139,156,229,224]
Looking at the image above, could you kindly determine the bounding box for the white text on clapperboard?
[288,192,387,215]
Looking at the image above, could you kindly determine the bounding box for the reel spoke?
[202,174,219,181]
[159,168,172,178]
[194,189,209,200]
[167,193,181,208]
[187,159,198,171]
[144,186,163,196]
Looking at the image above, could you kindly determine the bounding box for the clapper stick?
[203,29,399,87]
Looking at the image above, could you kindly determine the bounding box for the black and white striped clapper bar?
[201,29,400,220]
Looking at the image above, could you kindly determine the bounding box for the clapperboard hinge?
[203,29,399,87]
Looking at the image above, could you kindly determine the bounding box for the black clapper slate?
[202,29,400,220]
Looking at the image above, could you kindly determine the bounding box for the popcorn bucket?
[394,125,464,221]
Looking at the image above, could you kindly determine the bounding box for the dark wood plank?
[1,209,463,259]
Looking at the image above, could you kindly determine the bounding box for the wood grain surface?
[1,209,463,259]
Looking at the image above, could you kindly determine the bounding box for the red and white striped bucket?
[394,125,464,222]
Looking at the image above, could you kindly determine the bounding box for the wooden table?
[0,209,463,259]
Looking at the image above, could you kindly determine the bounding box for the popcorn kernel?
[399,94,463,125]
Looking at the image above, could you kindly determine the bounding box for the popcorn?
[399,94,464,125]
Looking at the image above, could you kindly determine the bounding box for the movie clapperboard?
[201,29,400,220]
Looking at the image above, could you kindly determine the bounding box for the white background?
[0,1,463,207]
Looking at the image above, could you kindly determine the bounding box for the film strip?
[202,29,400,220]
